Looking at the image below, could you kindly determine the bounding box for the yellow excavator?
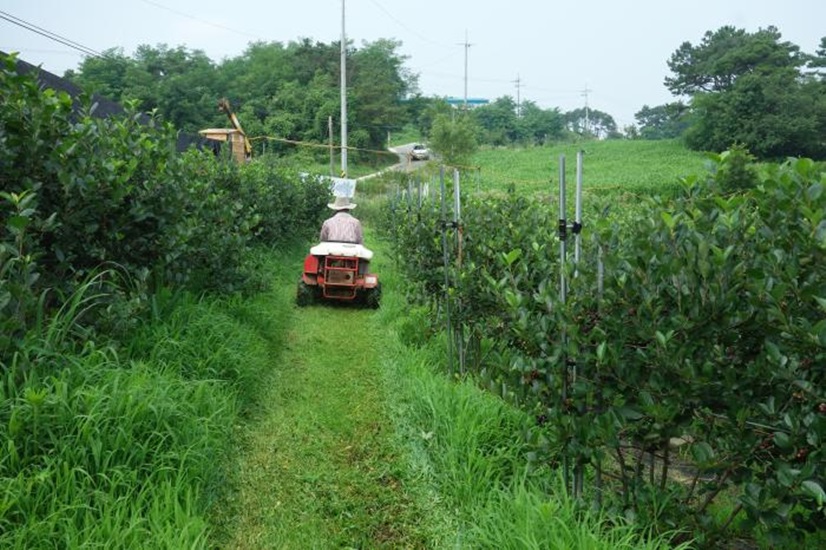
[199,98,252,163]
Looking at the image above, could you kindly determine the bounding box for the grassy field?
[470,139,710,196]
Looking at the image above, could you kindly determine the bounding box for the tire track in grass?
[218,250,430,549]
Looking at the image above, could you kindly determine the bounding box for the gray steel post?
[440,166,454,376]
[558,154,570,494]
[574,150,583,277]
[453,169,464,373]
[574,150,586,500]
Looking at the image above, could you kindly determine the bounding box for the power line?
[527,84,581,95]
[0,9,103,59]
[408,50,462,72]
[366,0,451,48]
[137,0,262,40]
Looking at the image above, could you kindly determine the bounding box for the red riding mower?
[296,242,381,308]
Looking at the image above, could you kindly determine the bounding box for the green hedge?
[383,153,825,546]
[1,52,329,363]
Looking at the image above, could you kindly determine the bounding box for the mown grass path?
[214,244,431,549]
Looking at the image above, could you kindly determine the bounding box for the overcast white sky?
[2,0,824,127]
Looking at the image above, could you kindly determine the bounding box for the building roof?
[445,97,490,107]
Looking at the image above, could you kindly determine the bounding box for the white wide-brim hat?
[328,196,357,210]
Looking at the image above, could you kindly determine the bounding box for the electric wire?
[3,5,620,132]
[366,0,452,48]
[408,49,462,70]
[0,10,103,59]
[137,0,262,40]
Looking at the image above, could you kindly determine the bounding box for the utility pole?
[513,74,522,117]
[328,115,334,177]
[340,0,348,177]
[457,30,473,109]
[580,84,591,136]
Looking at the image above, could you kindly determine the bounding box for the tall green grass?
[0,269,276,548]
[374,243,692,549]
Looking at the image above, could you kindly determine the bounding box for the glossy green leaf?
[773,432,792,450]
[504,248,522,267]
[801,480,826,506]
[691,442,715,464]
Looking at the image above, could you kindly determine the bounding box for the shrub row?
[1,52,329,364]
[0,51,329,546]
[382,153,825,546]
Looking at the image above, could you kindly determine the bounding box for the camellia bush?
[1,51,330,546]
[383,154,825,546]
[1,52,329,362]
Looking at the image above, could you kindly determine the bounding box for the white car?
[409,143,430,160]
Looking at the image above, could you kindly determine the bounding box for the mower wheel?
[296,279,317,306]
[364,282,382,309]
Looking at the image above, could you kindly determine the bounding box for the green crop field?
[470,139,710,196]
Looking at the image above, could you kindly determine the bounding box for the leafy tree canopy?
[69,38,416,154]
[665,25,804,96]
[518,101,564,145]
[564,107,618,139]
[472,96,519,145]
[665,26,826,159]
[809,36,826,78]
[634,102,690,140]
[461,96,566,147]
[429,112,478,167]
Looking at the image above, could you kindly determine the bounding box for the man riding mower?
[296,196,381,308]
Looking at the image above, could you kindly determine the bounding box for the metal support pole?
[453,169,462,223]
[328,116,334,177]
[453,169,464,373]
[573,150,585,500]
[595,204,605,508]
[558,154,570,495]
[574,150,583,277]
[559,155,568,303]
[440,166,454,376]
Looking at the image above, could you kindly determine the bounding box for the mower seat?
[311,242,374,260]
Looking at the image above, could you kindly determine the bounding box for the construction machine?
[199,98,252,163]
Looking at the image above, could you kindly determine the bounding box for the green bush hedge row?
[1,52,329,364]
[383,153,825,546]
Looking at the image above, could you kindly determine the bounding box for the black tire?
[364,282,382,309]
[296,279,317,306]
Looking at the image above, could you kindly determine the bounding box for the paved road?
[356,142,430,181]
